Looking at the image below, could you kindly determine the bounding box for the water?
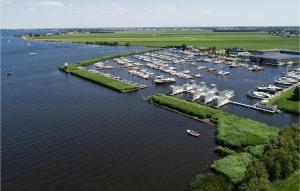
[2,30,218,191]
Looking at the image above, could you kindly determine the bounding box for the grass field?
[148,94,278,148]
[271,170,300,191]
[268,86,300,114]
[28,30,300,50]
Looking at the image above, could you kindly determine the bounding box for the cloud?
[191,8,212,15]
[26,7,35,12]
[38,1,64,8]
[2,0,12,4]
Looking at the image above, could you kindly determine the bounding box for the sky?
[1,0,299,29]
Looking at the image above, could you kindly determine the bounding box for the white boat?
[256,84,283,93]
[197,66,207,70]
[186,129,200,137]
[153,77,176,85]
[248,91,271,99]
[279,77,297,84]
[274,80,293,87]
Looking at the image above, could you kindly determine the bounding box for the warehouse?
[248,49,300,65]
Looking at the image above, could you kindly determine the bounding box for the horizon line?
[1,25,300,30]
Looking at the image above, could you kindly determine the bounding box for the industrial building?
[248,49,300,65]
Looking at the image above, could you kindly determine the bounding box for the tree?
[262,125,300,181]
[239,160,271,191]
[209,46,216,54]
[290,86,299,101]
[191,173,233,191]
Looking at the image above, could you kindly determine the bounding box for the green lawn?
[27,30,300,50]
[211,152,253,184]
[268,86,300,114]
[149,94,279,148]
[272,170,300,191]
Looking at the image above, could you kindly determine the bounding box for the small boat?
[207,68,216,72]
[6,72,12,76]
[229,64,239,68]
[153,77,176,85]
[197,66,207,70]
[194,74,202,78]
[186,129,200,137]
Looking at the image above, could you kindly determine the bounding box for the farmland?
[27,30,300,50]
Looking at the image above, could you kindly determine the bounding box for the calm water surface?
[2,30,218,191]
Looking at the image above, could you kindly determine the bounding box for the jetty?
[229,101,278,113]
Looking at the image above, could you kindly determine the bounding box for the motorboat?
[207,68,217,72]
[247,91,271,99]
[256,84,283,94]
[279,77,297,84]
[194,74,202,78]
[274,79,293,87]
[197,66,207,70]
[153,77,176,85]
[186,129,200,137]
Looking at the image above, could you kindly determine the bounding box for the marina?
[2,30,299,191]
[78,47,298,115]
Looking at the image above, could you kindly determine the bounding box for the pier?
[229,101,277,113]
[263,82,300,103]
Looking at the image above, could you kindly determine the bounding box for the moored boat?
[153,77,176,85]
[247,91,271,99]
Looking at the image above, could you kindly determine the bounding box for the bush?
[239,160,271,191]
[215,146,236,156]
[262,125,300,181]
[245,145,265,158]
[271,170,300,191]
[211,152,253,184]
[191,173,234,191]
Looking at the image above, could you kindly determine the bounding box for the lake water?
[2,30,218,191]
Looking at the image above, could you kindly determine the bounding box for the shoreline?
[143,96,216,126]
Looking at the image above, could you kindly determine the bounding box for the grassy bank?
[27,30,300,50]
[148,94,278,148]
[68,69,138,92]
[60,49,160,92]
[268,86,300,114]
